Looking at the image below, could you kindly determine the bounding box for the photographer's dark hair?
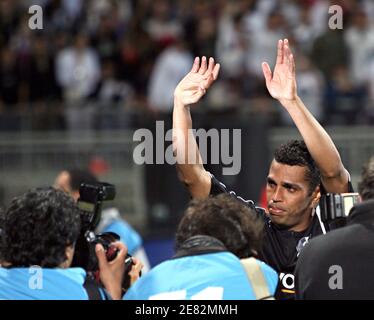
[68,169,98,192]
[176,194,264,259]
[358,157,374,201]
[0,187,81,267]
[274,140,320,194]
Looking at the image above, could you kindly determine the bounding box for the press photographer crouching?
[295,157,374,299]
[0,187,129,300]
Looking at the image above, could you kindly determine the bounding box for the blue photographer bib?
[0,267,104,300]
[123,251,278,300]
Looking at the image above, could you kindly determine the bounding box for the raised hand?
[174,56,220,106]
[262,39,297,103]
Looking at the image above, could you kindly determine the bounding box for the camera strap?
[240,258,275,300]
[83,277,110,300]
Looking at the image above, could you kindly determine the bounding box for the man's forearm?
[280,96,347,180]
[105,283,122,300]
[172,97,204,183]
[171,57,218,198]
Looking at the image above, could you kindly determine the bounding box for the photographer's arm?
[95,242,127,300]
[173,57,220,199]
[262,39,349,193]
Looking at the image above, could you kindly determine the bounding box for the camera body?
[320,193,360,224]
[72,182,136,293]
[77,182,116,231]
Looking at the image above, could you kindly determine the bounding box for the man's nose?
[272,187,283,203]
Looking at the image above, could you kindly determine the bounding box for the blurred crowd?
[1,0,374,131]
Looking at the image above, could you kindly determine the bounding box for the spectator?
[91,13,119,61]
[293,5,319,54]
[215,6,246,79]
[325,65,366,125]
[145,0,182,45]
[147,38,193,113]
[0,0,20,48]
[56,32,100,102]
[344,9,374,86]
[0,48,22,112]
[0,0,373,130]
[93,60,134,130]
[55,32,101,131]
[279,53,324,124]
[244,10,287,96]
[310,28,349,82]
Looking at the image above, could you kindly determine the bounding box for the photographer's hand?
[127,257,143,287]
[95,242,127,300]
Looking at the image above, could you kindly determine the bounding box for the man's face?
[266,160,319,232]
[54,171,79,201]
[54,171,71,193]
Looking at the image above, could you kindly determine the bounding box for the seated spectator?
[54,169,151,273]
[0,187,127,300]
[124,194,278,300]
[295,157,374,299]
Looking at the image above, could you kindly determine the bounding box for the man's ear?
[311,186,321,209]
[61,245,75,268]
[72,190,80,202]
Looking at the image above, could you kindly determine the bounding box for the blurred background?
[1,0,374,265]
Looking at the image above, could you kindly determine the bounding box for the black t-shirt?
[209,173,352,300]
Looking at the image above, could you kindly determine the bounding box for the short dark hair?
[0,187,81,267]
[175,194,264,259]
[274,140,320,194]
[358,157,374,201]
[67,169,98,192]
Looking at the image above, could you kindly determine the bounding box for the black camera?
[71,182,137,294]
[77,182,116,231]
[320,193,360,226]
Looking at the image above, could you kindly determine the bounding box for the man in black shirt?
[172,39,351,299]
[295,158,374,299]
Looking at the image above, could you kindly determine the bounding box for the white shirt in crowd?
[148,46,193,112]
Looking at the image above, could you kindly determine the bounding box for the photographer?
[295,157,374,299]
[124,194,278,300]
[54,169,150,272]
[0,187,127,300]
